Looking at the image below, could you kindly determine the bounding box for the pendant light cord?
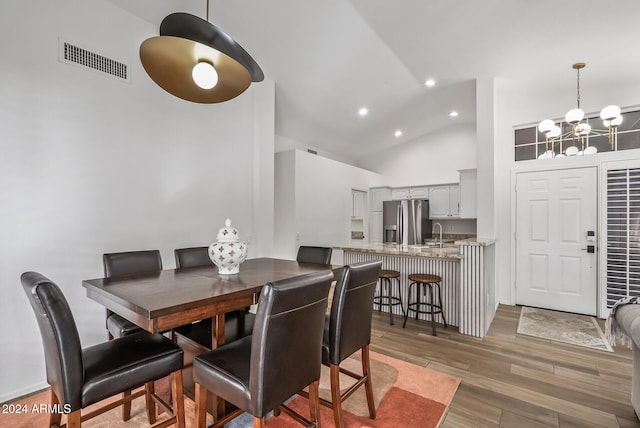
[576,66,581,109]
[206,0,209,21]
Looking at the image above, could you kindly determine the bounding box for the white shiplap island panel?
[336,240,496,337]
[339,247,460,328]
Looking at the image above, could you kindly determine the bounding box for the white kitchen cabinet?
[370,211,383,243]
[370,187,391,211]
[409,186,429,199]
[450,185,460,216]
[352,190,365,218]
[391,187,410,200]
[429,185,460,218]
[458,169,477,219]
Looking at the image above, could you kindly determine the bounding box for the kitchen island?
[334,239,495,337]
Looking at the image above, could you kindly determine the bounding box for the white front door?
[515,167,597,315]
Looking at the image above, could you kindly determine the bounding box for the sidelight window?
[606,168,640,307]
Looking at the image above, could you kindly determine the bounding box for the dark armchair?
[102,249,163,339]
[192,270,334,427]
[296,245,333,265]
[21,271,185,428]
[321,260,382,428]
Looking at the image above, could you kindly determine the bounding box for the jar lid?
[216,219,241,242]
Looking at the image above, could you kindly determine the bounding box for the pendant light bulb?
[192,61,218,89]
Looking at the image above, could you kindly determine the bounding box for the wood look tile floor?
[370,304,640,428]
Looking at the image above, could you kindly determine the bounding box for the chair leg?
[66,410,81,428]
[396,278,406,318]
[428,284,437,336]
[385,279,394,325]
[171,369,185,428]
[330,364,344,428]
[195,382,208,428]
[437,283,448,327]
[122,390,132,421]
[145,381,156,424]
[49,389,62,428]
[361,345,376,419]
[253,416,267,428]
[308,380,321,428]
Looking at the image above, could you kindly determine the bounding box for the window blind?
[607,168,640,307]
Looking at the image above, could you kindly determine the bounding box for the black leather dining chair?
[174,246,212,270]
[192,270,334,428]
[21,271,185,428]
[296,245,333,264]
[173,246,255,347]
[321,260,382,428]
[102,249,163,339]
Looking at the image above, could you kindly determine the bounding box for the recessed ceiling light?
[359,107,368,117]
[424,79,436,87]
[449,111,458,117]
[394,130,403,137]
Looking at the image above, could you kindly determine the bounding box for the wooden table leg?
[212,314,226,422]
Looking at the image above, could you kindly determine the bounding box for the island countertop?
[333,243,461,260]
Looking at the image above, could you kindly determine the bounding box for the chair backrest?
[103,250,162,278]
[326,260,382,365]
[296,246,333,265]
[21,272,84,411]
[174,246,212,269]
[249,270,333,417]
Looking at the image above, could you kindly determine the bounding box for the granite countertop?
[453,237,496,246]
[334,243,462,260]
[335,237,495,260]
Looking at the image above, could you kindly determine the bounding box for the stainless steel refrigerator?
[382,199,433,245]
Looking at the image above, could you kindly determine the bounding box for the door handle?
[581,245,596,253]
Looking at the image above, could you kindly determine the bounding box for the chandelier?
[537,63,622,159]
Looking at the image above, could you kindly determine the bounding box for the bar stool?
[374,270,405,325]
[403,274,447,336]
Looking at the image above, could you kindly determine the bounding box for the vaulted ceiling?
[109,0,640,163]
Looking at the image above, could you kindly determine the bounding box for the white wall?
[493,77,640,306]
[359,123,477,187]
[0,0,274,401]
[275,134,355,165]
[274,150,383,260]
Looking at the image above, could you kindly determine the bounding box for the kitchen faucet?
[434,222,443,248]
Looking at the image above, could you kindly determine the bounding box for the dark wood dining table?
[83,257,339,348]
[83,257,339,419]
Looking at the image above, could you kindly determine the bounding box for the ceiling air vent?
[59,39,130,83]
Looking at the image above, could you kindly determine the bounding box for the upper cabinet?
[429,185,460,219]
[369,187,390,243]
[391,186,428,200]
[458,169,477,219]
[391,187,410,200]
[370,187,391,211]
[409,186,428,199]
[352,189,366,219]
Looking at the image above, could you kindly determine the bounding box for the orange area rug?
[262,351,460,427]
[1,351,460,427]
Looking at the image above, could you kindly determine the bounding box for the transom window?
[514,109,640,162]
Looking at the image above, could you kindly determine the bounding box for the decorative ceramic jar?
[208,219,248,274]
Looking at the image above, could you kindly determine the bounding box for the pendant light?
[140,2,263,103]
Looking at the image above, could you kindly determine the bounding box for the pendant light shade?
[140,13,263,103]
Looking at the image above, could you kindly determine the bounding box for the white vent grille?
[59,39,129,82]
